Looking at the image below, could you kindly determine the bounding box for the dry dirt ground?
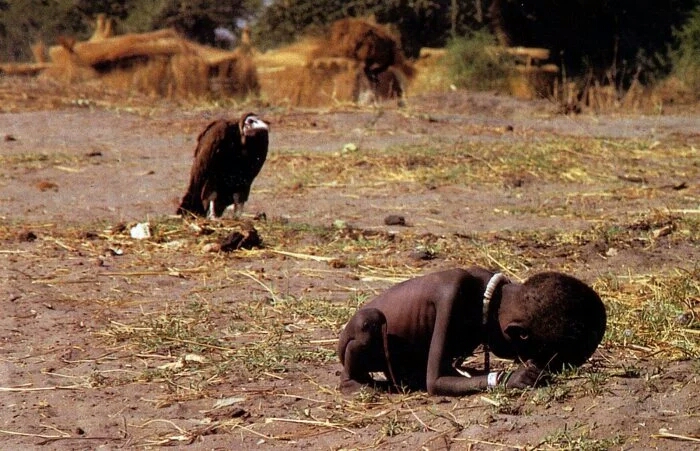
[0,77,699,450]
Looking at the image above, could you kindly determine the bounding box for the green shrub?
[446,31,513,92]
[672,6,700,94]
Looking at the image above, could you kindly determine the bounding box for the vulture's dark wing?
[177,120,241,216]
[193,120,222,158]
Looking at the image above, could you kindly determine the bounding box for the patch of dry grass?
[268,138,698,190]
[598,268,700,360]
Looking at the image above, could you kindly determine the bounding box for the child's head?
[499,272,606,370]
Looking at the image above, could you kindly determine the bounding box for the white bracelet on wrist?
[487,371,501,387]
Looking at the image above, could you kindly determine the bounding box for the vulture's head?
[240,113,269,145]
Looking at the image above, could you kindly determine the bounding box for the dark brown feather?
[177,113,268,217]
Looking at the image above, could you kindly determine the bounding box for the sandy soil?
[0,77,698,449]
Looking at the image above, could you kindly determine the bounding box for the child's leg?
[337,308,396,393]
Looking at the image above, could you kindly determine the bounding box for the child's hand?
[505,360,547,388]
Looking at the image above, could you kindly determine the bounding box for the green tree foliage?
[0,1,8,46]
[72,0,131,20]
[0,0,133,61]
[252,0,489,57]
[672,5,700,93]
[251,0,362,52]
[0,0,85,61]
[149,0,260,45]
[0,0,259,62]
[446,30,511,91]
[373,1,453,58]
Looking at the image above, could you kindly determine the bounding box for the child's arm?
[424,271,543,395]
[427,361,544,396]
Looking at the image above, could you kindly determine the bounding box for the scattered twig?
[135,419,187,434]
[269,249,336,262]
[98,267,207,277]
[232,423,282,441]
[404,402,437,433]
[479,395,501,407]
[359,275,408,283]
[276,393,330,404]
[162,337,233,352]
[263,371,284,380]
[235,270,281,303]
[652,429,700,443]
[32,277,98,284]
[0,384,83,392]
[462,437,527,449]
[265,417,356,435]
[42,237,76,251]
[308,338,337,344]
[0,429,69,439]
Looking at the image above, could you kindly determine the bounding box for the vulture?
[177,113,269,218]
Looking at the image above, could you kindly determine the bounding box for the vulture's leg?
[206,200,217,219]
[233,202,244,217]
[202,185,218,219]
[232,192,246,217]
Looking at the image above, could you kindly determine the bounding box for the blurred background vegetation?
[1,0,700,94]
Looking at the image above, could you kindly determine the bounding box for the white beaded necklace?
[482,272,508,372]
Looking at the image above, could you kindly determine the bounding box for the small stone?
[329,259,346,268]
[384,215,406,226]
[675,312,693,326]
[202,243,221,253]
[36,180,58,192]
[342,143,358,154]
[219,226,262,252]
[410,249,436,260]
[18,230,37,242]
[653,225,673,238]
[129,222,151,240]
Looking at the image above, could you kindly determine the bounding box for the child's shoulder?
[431,266,491,284]
[428,267,483,279]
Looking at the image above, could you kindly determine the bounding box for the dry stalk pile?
[255,18,414,107]
[2,15,259,100]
